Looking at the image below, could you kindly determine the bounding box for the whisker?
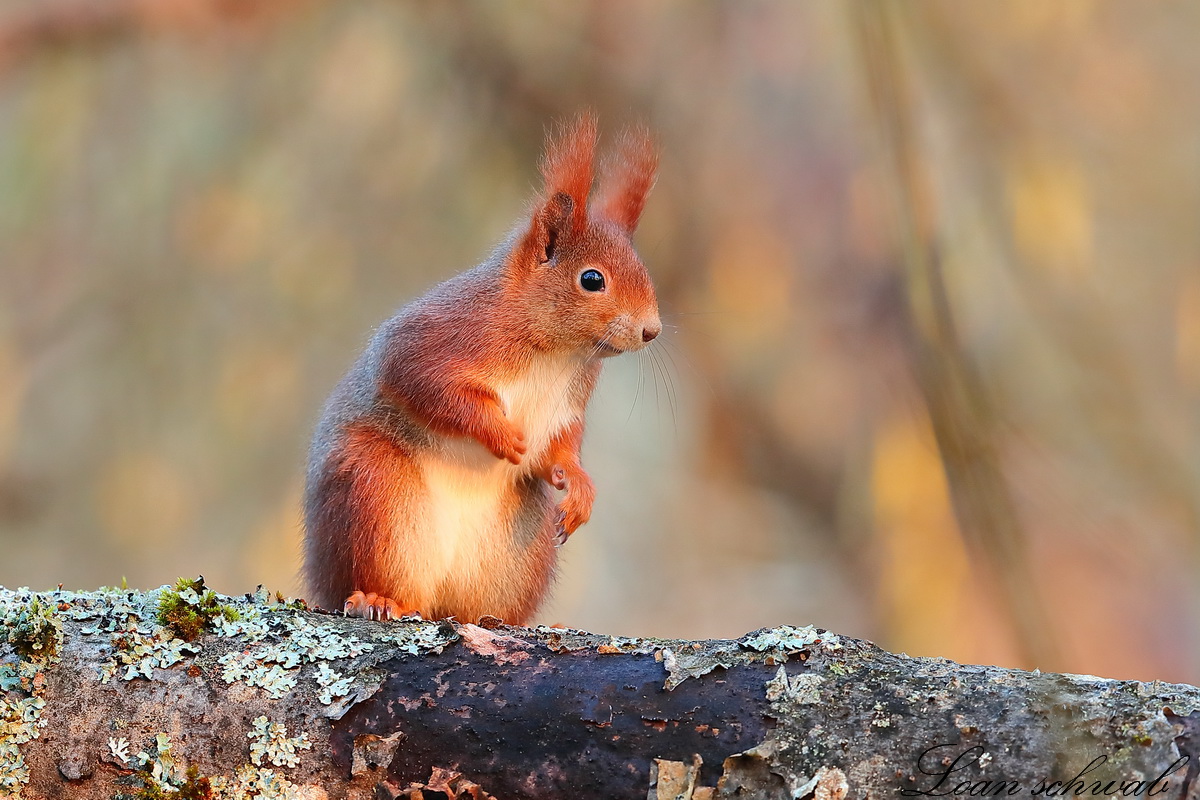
[650,345,663,425]
[659,335,716,400]
[546,326,616,429]
[658,322,719,343]
[649,345,680,440]
[626,349,646,425]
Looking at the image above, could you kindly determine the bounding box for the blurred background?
[1,0,1198,682]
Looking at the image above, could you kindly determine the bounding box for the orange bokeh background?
[2,1,1198,682]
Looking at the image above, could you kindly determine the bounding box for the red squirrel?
[303,115,661,624]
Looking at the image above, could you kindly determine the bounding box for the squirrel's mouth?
[593,341,626,358]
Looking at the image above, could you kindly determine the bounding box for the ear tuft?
[595,125,658,234]
[539,113,599,235]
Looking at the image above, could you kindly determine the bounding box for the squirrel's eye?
[579,269,606,292]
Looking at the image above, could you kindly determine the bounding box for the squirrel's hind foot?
[343,591,420,621]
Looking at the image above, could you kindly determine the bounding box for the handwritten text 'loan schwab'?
[901,745,1189,798]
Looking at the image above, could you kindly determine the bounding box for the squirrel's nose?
[642,320,662,343]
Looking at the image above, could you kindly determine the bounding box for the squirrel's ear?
[532,191,574,265]
[517,113,598,267]
[595,125,658,234]
[539,112,598,234]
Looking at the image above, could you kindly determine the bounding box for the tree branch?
[1,585,1197,799]
[0,0,312,74]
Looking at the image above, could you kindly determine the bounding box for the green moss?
[125,766,211,800]
[156,578,240,642]
[127,776,170,800]
[177,766,214,799]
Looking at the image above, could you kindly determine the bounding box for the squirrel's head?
[506,114,661,358]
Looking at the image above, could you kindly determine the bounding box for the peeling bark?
[1,586,1199,800]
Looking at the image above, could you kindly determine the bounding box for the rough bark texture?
[1,585,1199,800]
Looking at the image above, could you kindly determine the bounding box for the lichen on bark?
[2,584,1199,800]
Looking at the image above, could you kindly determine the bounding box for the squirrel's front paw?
[482,423,527,465]
[553,466,595,545]
[343,591,418,621]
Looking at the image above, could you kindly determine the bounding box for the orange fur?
[596,125,659,233]
[305,424,413,613]
[539,112,598,235]
[303,115,661,625]
[544,419,596,540]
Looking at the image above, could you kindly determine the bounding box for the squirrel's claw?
[344,591,415,621]
[553,510,571,547]
[553,466,595,546]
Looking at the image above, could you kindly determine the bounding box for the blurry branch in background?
[0,0,143,66]
[0,0,308,73]
[850,0,1057,668]
[900,6,1200,555]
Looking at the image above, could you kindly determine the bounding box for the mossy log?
[1,585,1199,800]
